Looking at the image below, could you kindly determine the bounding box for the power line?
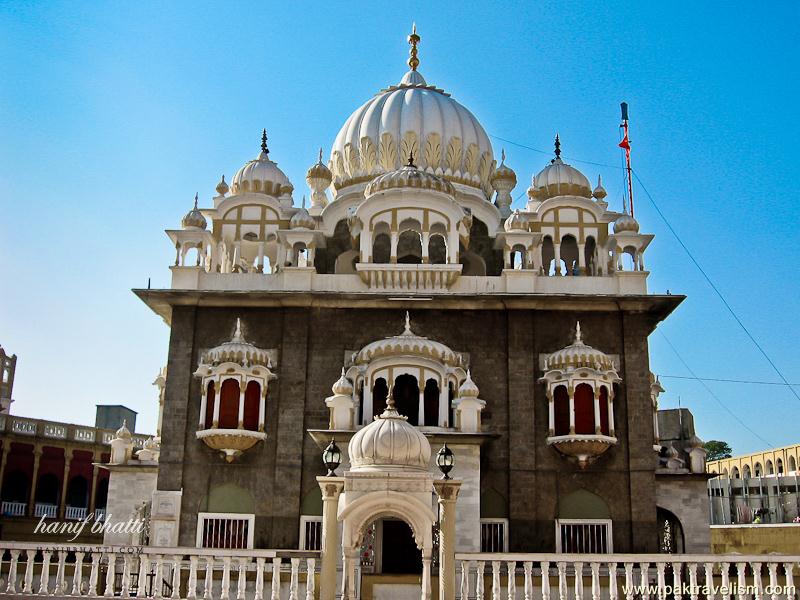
[660,375,800,387]
[632,171,800,406]
[490,134,624,170]
[658,330,774,448]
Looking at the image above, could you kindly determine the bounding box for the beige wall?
[708,444,800,478]
[711,524,800,554]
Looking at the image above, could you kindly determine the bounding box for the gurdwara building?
[132,30,711,569]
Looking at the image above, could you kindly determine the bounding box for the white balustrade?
[65,505,88,520]
[1,501,26,516]
[455,554,800,600]
[10,417,37,435]
[34,503,57,518]
[0,542,318,599]
[43,423,67,439]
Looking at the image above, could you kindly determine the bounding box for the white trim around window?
[480,518,509,553]
[196,512,255,549]
[300,515,323,551]
[555,518,613,553]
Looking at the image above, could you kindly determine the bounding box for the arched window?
[448,382,455,427]
[219,379,240,429]
[731,466,740,479]
[373,233,391,263]
[205,381,216,429]
[560,235,579,276]
[1,469,28,503]
[789,455,797,473]
[67,476,89,508]
[423,379,439,426]
[428,235,447,264]
[574,383,595,435]
[754,462,762,477]
[584,236,597,275]
[372,378,388,419]
[292,242,308,267]
[393,374,419,425]
[511,244,527,269]
[621,246,637,271]
[554,386,570,436]
[657,507,685,553]
[598,386,610,435]
[36,473,60,505]
[541,236,555,275]
[743,464,752,479]
[766,460,774,475]
[397,230,422,264]
[243,381,261,431]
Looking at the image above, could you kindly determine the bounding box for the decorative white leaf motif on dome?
[424,133,441,171]
[379,133,398,172]
[464,143,479,177]
[479,152,494,196]
[331,151,345,182]
[360,137,378,175]
[344,143,361,178]
[445,137,462,176]
[400,131,419,166]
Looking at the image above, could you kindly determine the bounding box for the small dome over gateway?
[231,129,292,197]
[201,318,272,368]
[529,135,592,201]
[349,400,431,471]
[290,198,316,230]
[614,212,640,233]
[365,154,455,198]
[545,322,615,372]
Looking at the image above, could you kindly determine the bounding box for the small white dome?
[530,136,591,200]
[365,161,455,198]
[545,322,615,372]
[458,370,479,397]
[182,194,207,230]
[231,130,292,197]
[115,420,132,440]
[215,175,229,197]
[349,404,431,471]
[492,150,517,190]
[504,209,528,232]
[592,175,607,200]
[331,368,353,396]
[201,318,272,368]
[614,213,640,233]
[290,202,316,230]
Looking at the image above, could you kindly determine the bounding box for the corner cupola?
[528,135,592,201]
[230,129,294,202]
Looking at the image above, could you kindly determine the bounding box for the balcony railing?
[455,553,800,600]
[33,503,57,518]
[0,414,151,447]
[0,501,26,517]
[0,542,318,598]
[65,505,87,521]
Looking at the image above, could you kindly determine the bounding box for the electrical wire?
[658,330,774,447]
[660,375,800,387]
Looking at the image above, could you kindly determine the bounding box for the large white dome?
[330,69,495,199]
[349,405,431,471]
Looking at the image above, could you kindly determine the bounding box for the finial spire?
[554,133,561,159]
[407,150,416,168]
[193,192,198,209]
[407,23,421,71]
[404,311,412,333]
[574,321,583,344]
[301,195,306,209]
[501,148,506,164]
[260,129,269,155]
[318,147,323,163]
[232,318,245,342]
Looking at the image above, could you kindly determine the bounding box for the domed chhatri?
[330,26,494,196]
[529,135,592,201]
[545,321,615,372]
[181,194,207,230]
[504,209,528,232]
[215,174,229,197]
[348,395,432,472]
[331,367,354,396]
[290,198,316,230]
[201,318,272,368]
[614,212,640,233]
[231,129,293,197]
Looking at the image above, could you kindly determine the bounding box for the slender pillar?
[578,243,586,274]
[421,232,430,263]
[547,389,555,436]
[59,452,72,519]
[418,388,425,426]
[434,479,462,600]
[212,378,221,427]
[27,446,42,517]
[258,386,267,432]
[390,232,399,263]
[198,385,208,428]
[593,387,601,434]
[421,550,432,600]
[568,390,575,434]
[88,459,99,515]
[317,477,344,600]
[553,244,562,275]
[608,393,616,436]
[237,383,246,428]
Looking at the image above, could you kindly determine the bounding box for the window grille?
[480,518,508,553]
[555,519,612,553]
[196,512,255,549]
[300,516,323,551]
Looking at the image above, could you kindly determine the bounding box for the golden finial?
[407,23,421,71]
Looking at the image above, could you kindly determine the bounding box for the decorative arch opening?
[218,379,240,429]
[204,381,216,429]
[574,383,595,434]
[1,469,28,503]
[542,236,555,275]
[372,378,389,420]
[558,489,611,520]
[754,462,763,477]
[428,234,447,264]
[584,236,597,275]
[511,244,527,269]
[397,230,422,264]
[423,378,439,426]
[621,245,637,271]
[789,455,797,473]
[393,374,419,425]
[766,460,774,475]
[731,466,740,479]
[743,464,752,479]
[35,473,60,505]
[292,242,308,267]
[243,381,261,431]
[554,385,570,436]
[598,386,610,435]
[66,475,89,509]
[657,506,685,553]
[372,233,391,264]
[560,235,579,275]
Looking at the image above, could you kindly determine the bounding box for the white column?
[360,231,371,263]
[421,232,430,263]
[593,387,601,434]
[568,389,575,434]
[257,242,265,273]
[554,244,562,275]
[547,389,555,436]
[199,383,208,428]
[418,386,425,426]
[318,478,344,600]
[390,231,399,263]
[421,551,432,600]
[212,378,221,427]
[608,392,616,436]
[237,381,246,428]
[439,381,449,427]
[503,248,511,269]
[362,377,372,424]
[258,385,267,432]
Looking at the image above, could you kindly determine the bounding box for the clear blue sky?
[1,1,798,454]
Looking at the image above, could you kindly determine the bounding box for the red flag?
[618,133,630,151]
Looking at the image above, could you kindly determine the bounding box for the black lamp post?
[436,443,454,479]
[323,439,342,476]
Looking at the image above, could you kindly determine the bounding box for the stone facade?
[151,298,679,552]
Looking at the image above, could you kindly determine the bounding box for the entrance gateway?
[317,397,461,600]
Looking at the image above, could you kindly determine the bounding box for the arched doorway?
[364,518,422,574]
[657,507,685,553]
[393,374,419,425]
